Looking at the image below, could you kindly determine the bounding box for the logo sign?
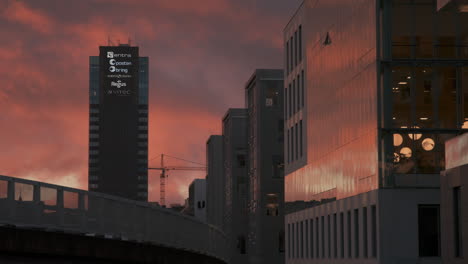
[100,46,139,98]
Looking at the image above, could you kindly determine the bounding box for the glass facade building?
[285,0,468,263]
[88,45,149,202]
[285,0,468,206]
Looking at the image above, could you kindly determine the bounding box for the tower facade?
[88,44,149,201]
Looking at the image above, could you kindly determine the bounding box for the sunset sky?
[0,0,301,205]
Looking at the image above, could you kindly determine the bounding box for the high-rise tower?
[88,44,149,201]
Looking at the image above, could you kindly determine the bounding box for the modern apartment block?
[222,109,249,264]
[284,1,468,263]
[206,135,224,229]
[245,69,285,264]
[88,44,149,201]
[441,132,468,263]
[188,179,207,222]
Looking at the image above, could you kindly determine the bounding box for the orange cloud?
[2,0,55,34]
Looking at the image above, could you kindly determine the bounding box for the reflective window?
[0,180,7,199]
[15,183,33,201]
[40,187,57,206]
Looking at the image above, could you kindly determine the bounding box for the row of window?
[89,150,147,155]
[89,141,148,147]
[285,70,305,119]
[88,159,147,163]
[286,25,303,75]
[88,183,147,189]
[288,205,377,260]
[89,117,148,122]
[287,120,303,164]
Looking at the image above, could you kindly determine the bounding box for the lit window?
[421,138,435,151]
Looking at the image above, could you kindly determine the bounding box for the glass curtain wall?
[385,0,468,177]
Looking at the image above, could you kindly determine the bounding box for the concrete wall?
[441,164,468,263]
[286,189,441,264]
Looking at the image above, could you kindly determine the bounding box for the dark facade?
[88,44,149,201]
[206,135,224,229]
[222,109,248,264]
[245,69,285,264]
[441,133,468,263]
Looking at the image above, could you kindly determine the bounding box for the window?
[289,84,292,118]
[315,217,319,258]
[372,205,377,258]
[288,223,291,259]
[299,25,302,61]
[292,80,296,115]
[321,216,325,258]
[291,126,295,162]
[266,193,279,216]
[454,187,463,257]
[418,205,440,257]
[296,77,300,112]
[300,120,303,157]
[287,129,290,163]
[237,154,246,167]
[290,36,293,72]
[89,176,98,181]
[286,40,289,75]
[293,223,296,258]
[310,219,314,258]
[328,215,331,258]
[354,209,359,258]
[238,236,246,254]
[340,212,344,258]
[334,213,337,258]
[347,211,352,258]
[305,220,309,258]
[285,87,288,119]
[301,70,305,107]
[296,222,300,258]
[295,123,299,160]
[294,30,298,66]
[137,192,147,197]
[300,221,304,258]
[363,207,368,258]
[278,229,285,253]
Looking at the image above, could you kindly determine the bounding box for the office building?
[223,109,249,264]
[188,179,207,221]
[206,135,224,229]
[284,1,468,263]
[245,69,285,264]
[88,44,149,201]
[441,132,468,263]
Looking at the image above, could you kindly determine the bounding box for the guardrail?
[0,175,228,263]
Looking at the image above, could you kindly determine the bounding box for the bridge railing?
[0,175,228,262]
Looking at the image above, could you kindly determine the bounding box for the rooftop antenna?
[128,37,132,46]
[107,36,115,46]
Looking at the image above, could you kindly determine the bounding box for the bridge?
[0,175,228,263]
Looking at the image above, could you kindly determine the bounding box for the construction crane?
[148,154,206,207]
